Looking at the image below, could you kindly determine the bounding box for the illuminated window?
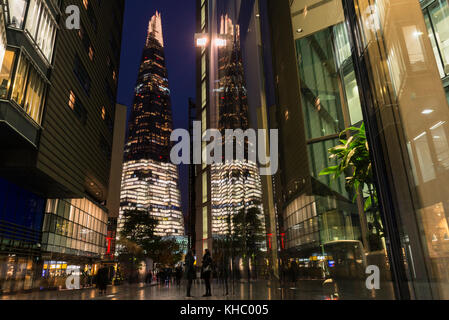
[11,52,46,124]
[101,106,106,120]
[68,91,76,110]
[424,0,449,77]
[0,49,16,99]
[202,206,208,240]
[202,171,208,203]
[89,46,94,61]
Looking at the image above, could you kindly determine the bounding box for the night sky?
[117,0,196,219]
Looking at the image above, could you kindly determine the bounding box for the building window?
[88,46,95,61]
[202,206,208,240]
[78,23,95,62]
[11,52,46,124]
[424,1,449,77]
[8,0,27,29]
[0,49,16,99]
[68,89,87,125]
[101,106,106,120]
[202,171,208,203]
[68,90,76,110]
[25,0,57,62]
[73,55,91,95]
[87,3,97,32]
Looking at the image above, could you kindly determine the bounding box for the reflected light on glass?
[422,109,434,115]
[196,37,208,47]
[215,38,227,47]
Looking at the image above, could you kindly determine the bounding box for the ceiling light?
[422,109,434,115]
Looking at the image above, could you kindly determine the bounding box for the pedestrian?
[97,264,109,295]
[175,265,183,286]
[201,249,213,297]
[185,250,196,297]
[145,270,153,285]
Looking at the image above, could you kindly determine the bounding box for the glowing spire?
[147,11,164,47]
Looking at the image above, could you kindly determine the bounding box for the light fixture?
[195,33,208,47]
[296,28,303,34]
[215,38,227,47]
[422,109,434,115]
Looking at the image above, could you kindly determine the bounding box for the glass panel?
[429,0,449,75]
[11,53,29,106]
[353,0,449,299]
[9,0,27,29]
[0,49,16,99]
[425,13,445,77]
[202,171,207,203]
[343,69,363,124]
[23,65,44,123]
[202,206,208,240]
[25,0,41,39]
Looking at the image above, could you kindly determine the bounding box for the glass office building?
[196,0,449,299]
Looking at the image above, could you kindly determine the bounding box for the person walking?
[175,265,183,286]
[145,270,153,285]
[201,249,213,297]
[97,264,109,295]
[185,250,196,297]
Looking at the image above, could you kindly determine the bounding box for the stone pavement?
[0,279,392,300]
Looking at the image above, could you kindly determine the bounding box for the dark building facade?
[119,12,184,237]
[188,98,197,250]
[0,0,125,294]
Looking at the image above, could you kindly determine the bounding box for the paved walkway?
[0,279,393,300]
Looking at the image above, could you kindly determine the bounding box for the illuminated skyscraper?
[119,12,184,237]
[208,15,265,238]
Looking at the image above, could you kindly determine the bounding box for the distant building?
[119,12,184,238]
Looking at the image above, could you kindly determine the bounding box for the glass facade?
[0,177,45,294]
[195,0,449,300]
[119,159,184,236]
[0,48,47,124]
[195,0,267,280]
[7,0,57,62]
[42,198,108,258]
[423,0,449,78]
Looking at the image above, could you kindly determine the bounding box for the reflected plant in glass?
[320,123,384,251]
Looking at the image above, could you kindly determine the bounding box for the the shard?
[119,12,184,237]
